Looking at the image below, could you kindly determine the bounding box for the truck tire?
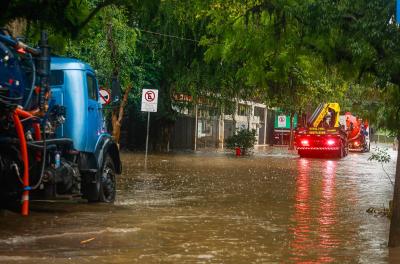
[337,145,344,158]
[98,155,116,203]
[298,150,308,158]
[83,154,116,203]
[83,172,101,202]
[364,143,370,153]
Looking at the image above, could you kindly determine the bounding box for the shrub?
[225,129,257,154]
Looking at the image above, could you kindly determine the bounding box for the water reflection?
[317,160,339,263]
[290,158,312,261]
[290,159,339,262]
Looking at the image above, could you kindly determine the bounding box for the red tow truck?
[295,103,348,158]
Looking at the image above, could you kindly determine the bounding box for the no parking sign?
[277,115,287,128]
[141,89,158,112]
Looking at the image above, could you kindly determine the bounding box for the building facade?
[170,100,273,151]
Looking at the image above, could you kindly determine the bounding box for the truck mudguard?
[94,135,122,174]
[78,136,121,174]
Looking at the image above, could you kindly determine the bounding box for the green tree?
[65,5,141,144]
[196,1,349,148]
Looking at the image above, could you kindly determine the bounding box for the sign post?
[277,115,287,145]
[141,89,158,169]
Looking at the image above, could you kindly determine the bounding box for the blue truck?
[0,30,121,215]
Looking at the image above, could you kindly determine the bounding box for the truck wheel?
[83,154,116,203]
[83,173,101,202]
[365,143,370,153]
[99,155,116,203]
[298,150,308,158]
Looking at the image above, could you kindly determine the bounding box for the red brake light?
[300,139,310,146]
[326,139,336,146]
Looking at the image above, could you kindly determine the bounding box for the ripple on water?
[0,227,140,245]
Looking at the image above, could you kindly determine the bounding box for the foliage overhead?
[1,0,160,37]
[2,0,400,135]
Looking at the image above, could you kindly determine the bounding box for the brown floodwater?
[0,146,399,263]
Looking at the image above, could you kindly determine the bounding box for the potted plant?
[225,129,257,155]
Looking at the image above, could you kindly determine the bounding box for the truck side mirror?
[111,77,121,103]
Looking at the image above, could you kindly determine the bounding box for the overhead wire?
[136,28,200,43]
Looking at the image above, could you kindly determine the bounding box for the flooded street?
[0,146,399,263]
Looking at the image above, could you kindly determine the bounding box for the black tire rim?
[101,163,116,202]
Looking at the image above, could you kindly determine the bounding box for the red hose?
[15,108,41,162]
[15,108,41,140]
[12,111,30,216]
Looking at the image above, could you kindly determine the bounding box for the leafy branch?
[368,147,393,186]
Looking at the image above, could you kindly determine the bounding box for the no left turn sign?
[141,89,158,112]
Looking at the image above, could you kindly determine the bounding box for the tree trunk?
[111,84,132,146]
[288,112,295,150]
[389,135,400,247]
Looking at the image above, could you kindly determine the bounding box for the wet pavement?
[0,145,399,263]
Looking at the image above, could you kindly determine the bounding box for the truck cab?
[49,57,121,202]
[50,57,104,152]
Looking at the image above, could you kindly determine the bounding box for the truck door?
[85,71,103,152]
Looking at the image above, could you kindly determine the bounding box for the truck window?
[50,70,64,86]
[86,74,98,101]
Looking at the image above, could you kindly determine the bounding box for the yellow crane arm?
[310,103,340,128]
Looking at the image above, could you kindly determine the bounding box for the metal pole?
[264,108,267,145]
[194,104,198,151]
[221,109,225,150]
[145,111,150,169]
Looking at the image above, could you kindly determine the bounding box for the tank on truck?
[0,30,51,216]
